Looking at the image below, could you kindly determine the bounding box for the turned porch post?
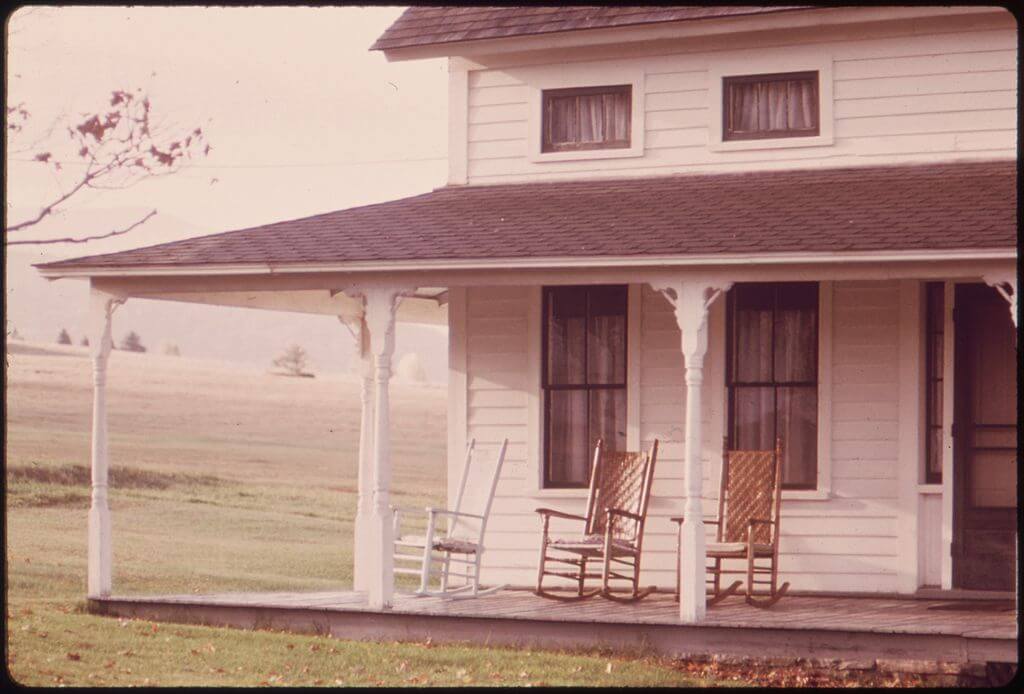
[339,308,375,593]
[363,287,406,609]
[87,286,123,598]
[652,279,731,623]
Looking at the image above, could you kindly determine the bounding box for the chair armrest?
[668,516,719,525]
[534,507,587,522]
[426,508,484,520]
[606,507,643,522]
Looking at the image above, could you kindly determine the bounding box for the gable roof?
[371,6,813,51]
[37,161,1017,276]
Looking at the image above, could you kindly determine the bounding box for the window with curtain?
[924,282,945,484]
[727,282,819,489]
[542,285,628,488]
[541,85,631,153]
[723,71,819,141]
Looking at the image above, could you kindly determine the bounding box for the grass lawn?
[5,344,723,687]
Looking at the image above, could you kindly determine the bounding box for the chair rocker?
[672,437,789,608]
[535,438,659,603]
[392,438,508,600]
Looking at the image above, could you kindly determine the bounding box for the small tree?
[161,342,181,356]
[272,344,308,376]
[57,328,71,344]
[120,331,146,353]
[80,336,90,347]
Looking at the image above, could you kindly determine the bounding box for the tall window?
[723,71,819,141]
[542,285,627,488]
[924,282,945,484]
[541,85,631,153]
[727,283,819,489]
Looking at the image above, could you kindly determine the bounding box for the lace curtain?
[728,77,817,135]
[545,88,630,149]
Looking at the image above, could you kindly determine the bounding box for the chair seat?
[397,535,479,554]
[548,534,637,556]
[706,541,774,557]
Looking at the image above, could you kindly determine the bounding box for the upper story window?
[542,85,631,153]
[723,71,819,141]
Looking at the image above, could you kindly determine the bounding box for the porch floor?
[90,589,1017,665]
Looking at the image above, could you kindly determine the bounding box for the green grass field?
[5,343,722,686]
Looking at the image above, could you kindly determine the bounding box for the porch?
[89,589,1017,665]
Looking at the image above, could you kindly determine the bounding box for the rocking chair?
[535,438,659,602]
[671,437,789,608]
[392,438,508,599]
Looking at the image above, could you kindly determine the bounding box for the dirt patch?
[8,464,222,490]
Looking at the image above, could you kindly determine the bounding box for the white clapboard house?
[38,5,1017,659]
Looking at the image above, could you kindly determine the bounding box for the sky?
[5,6,451,380]
[7,5,449,253]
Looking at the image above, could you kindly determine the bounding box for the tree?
[272,344,309,377]
[120,331,146,353]
[7,88,210,245]
[80,336,90,347]
[161,342,181,357]
[57,328,71,344]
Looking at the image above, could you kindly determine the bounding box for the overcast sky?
[7,6,448,253]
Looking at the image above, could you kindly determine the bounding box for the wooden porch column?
[652,279,731,624]
[363,287,407,609]
[86,286,123,598]
[338,309,375,594]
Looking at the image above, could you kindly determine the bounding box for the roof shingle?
[371,6,813,51]
[37,161,1018,274]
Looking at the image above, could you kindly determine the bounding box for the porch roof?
[36,160,1017,277]
[370,6,812,52]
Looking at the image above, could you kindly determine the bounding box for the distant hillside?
[5,208,449,382]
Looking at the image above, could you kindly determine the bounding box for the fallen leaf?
[66,653,81,661]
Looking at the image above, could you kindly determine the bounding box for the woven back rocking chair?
[672,437,790,608]
[535,438,659,602]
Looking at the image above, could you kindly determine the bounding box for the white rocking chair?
[392,438,508,599]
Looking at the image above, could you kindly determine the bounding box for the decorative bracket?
[983,272,1018,328]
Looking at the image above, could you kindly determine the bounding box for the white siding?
[463,14,1016,184]
[459,280,905,593]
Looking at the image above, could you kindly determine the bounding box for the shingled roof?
[371,6,813,51]
[37,161,1016,275]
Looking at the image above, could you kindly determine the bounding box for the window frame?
[707,50,834,153]
[725,281,821,491]
[527,67,645,163]
[923,281,945,485]
[541,84,633,154]
[721,70,821,142]
[540,284,629,489]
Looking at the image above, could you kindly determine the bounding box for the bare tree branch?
[8,209,157,246]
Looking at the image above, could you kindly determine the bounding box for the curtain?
[729,77,817,135]
[548,89,629,147]
[549,390,589,485]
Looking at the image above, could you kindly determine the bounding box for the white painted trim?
[626,284,642,452]
[447,59,469,185]
[918,484,943,495]
[447,288,468,508]
[39,246,1017,279]
[940,281,956,590]
[897,279,922,594]
[524,285,544,496]
[526,66,645,162]
[812,280,834,499]
[707,47,835,152]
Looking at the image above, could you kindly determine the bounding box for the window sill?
[917,484,943,495]
[529,145,643,164]
[782,488,832,501]
[708,134,834,153]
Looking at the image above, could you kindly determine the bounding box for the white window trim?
[708,51,834,153]
[527,67,645,163]
[526,284,641,497]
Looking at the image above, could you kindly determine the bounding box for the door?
[952,283,1018,590]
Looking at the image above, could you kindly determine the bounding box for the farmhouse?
[37,5,1017,665]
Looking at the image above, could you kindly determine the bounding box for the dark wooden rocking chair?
[534,439,659,602]
[671,437,790,608]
